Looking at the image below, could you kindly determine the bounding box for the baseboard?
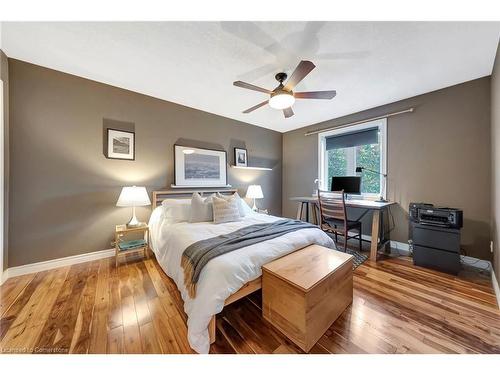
[0,268,8,286]
[492,269,500,309]
[348,233,499,276]
[390,240,410,255]
[350,231,410,255]
[0,248,115,284]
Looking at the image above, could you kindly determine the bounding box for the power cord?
[387,205,396,233]
[459,247,491,273]
[384,206,404,256]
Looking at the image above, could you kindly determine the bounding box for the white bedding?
[148,207,334,353]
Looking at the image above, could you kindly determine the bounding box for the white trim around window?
[0,81,3,283]
[317,118,387,198]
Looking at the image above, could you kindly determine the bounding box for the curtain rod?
[304,108,414,136]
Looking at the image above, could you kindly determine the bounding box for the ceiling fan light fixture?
[269,92,295,110]
[235,61,336,118]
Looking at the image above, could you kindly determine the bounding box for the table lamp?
[116,186,151,227]
[356,166,387,203]
[246,185,263,211]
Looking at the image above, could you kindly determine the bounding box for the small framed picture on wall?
[106,128,135,160]
[234,148,248,167]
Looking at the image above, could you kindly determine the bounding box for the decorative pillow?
[239,198,255,216]
[212,195,242,224]
[216,192,253,217]
[161,199,191,223]
[190,193,215,223]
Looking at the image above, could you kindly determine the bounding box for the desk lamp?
[356,167,388,203]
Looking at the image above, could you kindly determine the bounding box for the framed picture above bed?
[106,128,135,160]
[174,145,228,187]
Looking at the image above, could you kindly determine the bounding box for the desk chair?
[317,190,362,252]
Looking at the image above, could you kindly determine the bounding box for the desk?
[290,196,396,261]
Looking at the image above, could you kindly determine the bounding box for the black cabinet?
[410,223,461,274]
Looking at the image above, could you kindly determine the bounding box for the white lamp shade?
[246,185,264,199]
[116,186,151,207]
[269,93,295,110]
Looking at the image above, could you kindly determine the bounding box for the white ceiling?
[2,22,499,132]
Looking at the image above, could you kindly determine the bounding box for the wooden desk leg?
[209,315,216,344]
[296,202,304,220]
[370,210,380,261]
[312,203,319,225]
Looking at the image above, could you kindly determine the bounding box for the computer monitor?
[331,176,361,195]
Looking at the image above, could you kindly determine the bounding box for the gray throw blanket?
[181,219,317,298]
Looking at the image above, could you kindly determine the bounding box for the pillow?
[216,192,253,217]
[212,195,242,224]
[190,193,215,223]
[160,198,191,224]
[240,198,255,216]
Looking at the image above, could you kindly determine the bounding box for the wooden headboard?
[152,189,238,209]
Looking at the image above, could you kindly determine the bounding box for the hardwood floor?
[1,253,499,354]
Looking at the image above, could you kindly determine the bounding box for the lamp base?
[126,207,142,227]
[126,219,142,228]
[375,197,388,203]
[252,198,258,211]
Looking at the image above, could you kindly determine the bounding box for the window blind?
[325,127,379,150]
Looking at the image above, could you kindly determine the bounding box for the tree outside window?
[327,143,380,194]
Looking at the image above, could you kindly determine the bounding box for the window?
[318,118,387,198]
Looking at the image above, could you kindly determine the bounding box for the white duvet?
[148,207,334,353]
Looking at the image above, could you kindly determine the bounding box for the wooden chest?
[262,245,353,352]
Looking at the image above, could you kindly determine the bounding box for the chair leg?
[343,234,348,253]
[334,225,338,242]
[358,231,362,252]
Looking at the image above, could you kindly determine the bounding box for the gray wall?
[491,43,500,283]
[8,59,282,267]
[0,49,9,271]
[283,77,492,260]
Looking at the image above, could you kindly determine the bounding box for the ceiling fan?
[233,60,336,118]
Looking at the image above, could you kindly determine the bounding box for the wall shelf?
[170,184,232,188]
[231,165,272,171]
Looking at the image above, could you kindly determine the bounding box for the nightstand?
[114,223,149,267]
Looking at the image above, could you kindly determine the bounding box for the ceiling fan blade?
[234,81,272,94]
[283,60,316,91]
[283,107,294,118]
[295,90,337,99]
[243,100,269,114]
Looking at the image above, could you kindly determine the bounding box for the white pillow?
[161,198,191,224]
[240,198,255,216]
[216,192,253,217]
[190,193,215,223]
[212,195,242,224]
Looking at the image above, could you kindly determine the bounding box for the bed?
[148,189,334,353]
